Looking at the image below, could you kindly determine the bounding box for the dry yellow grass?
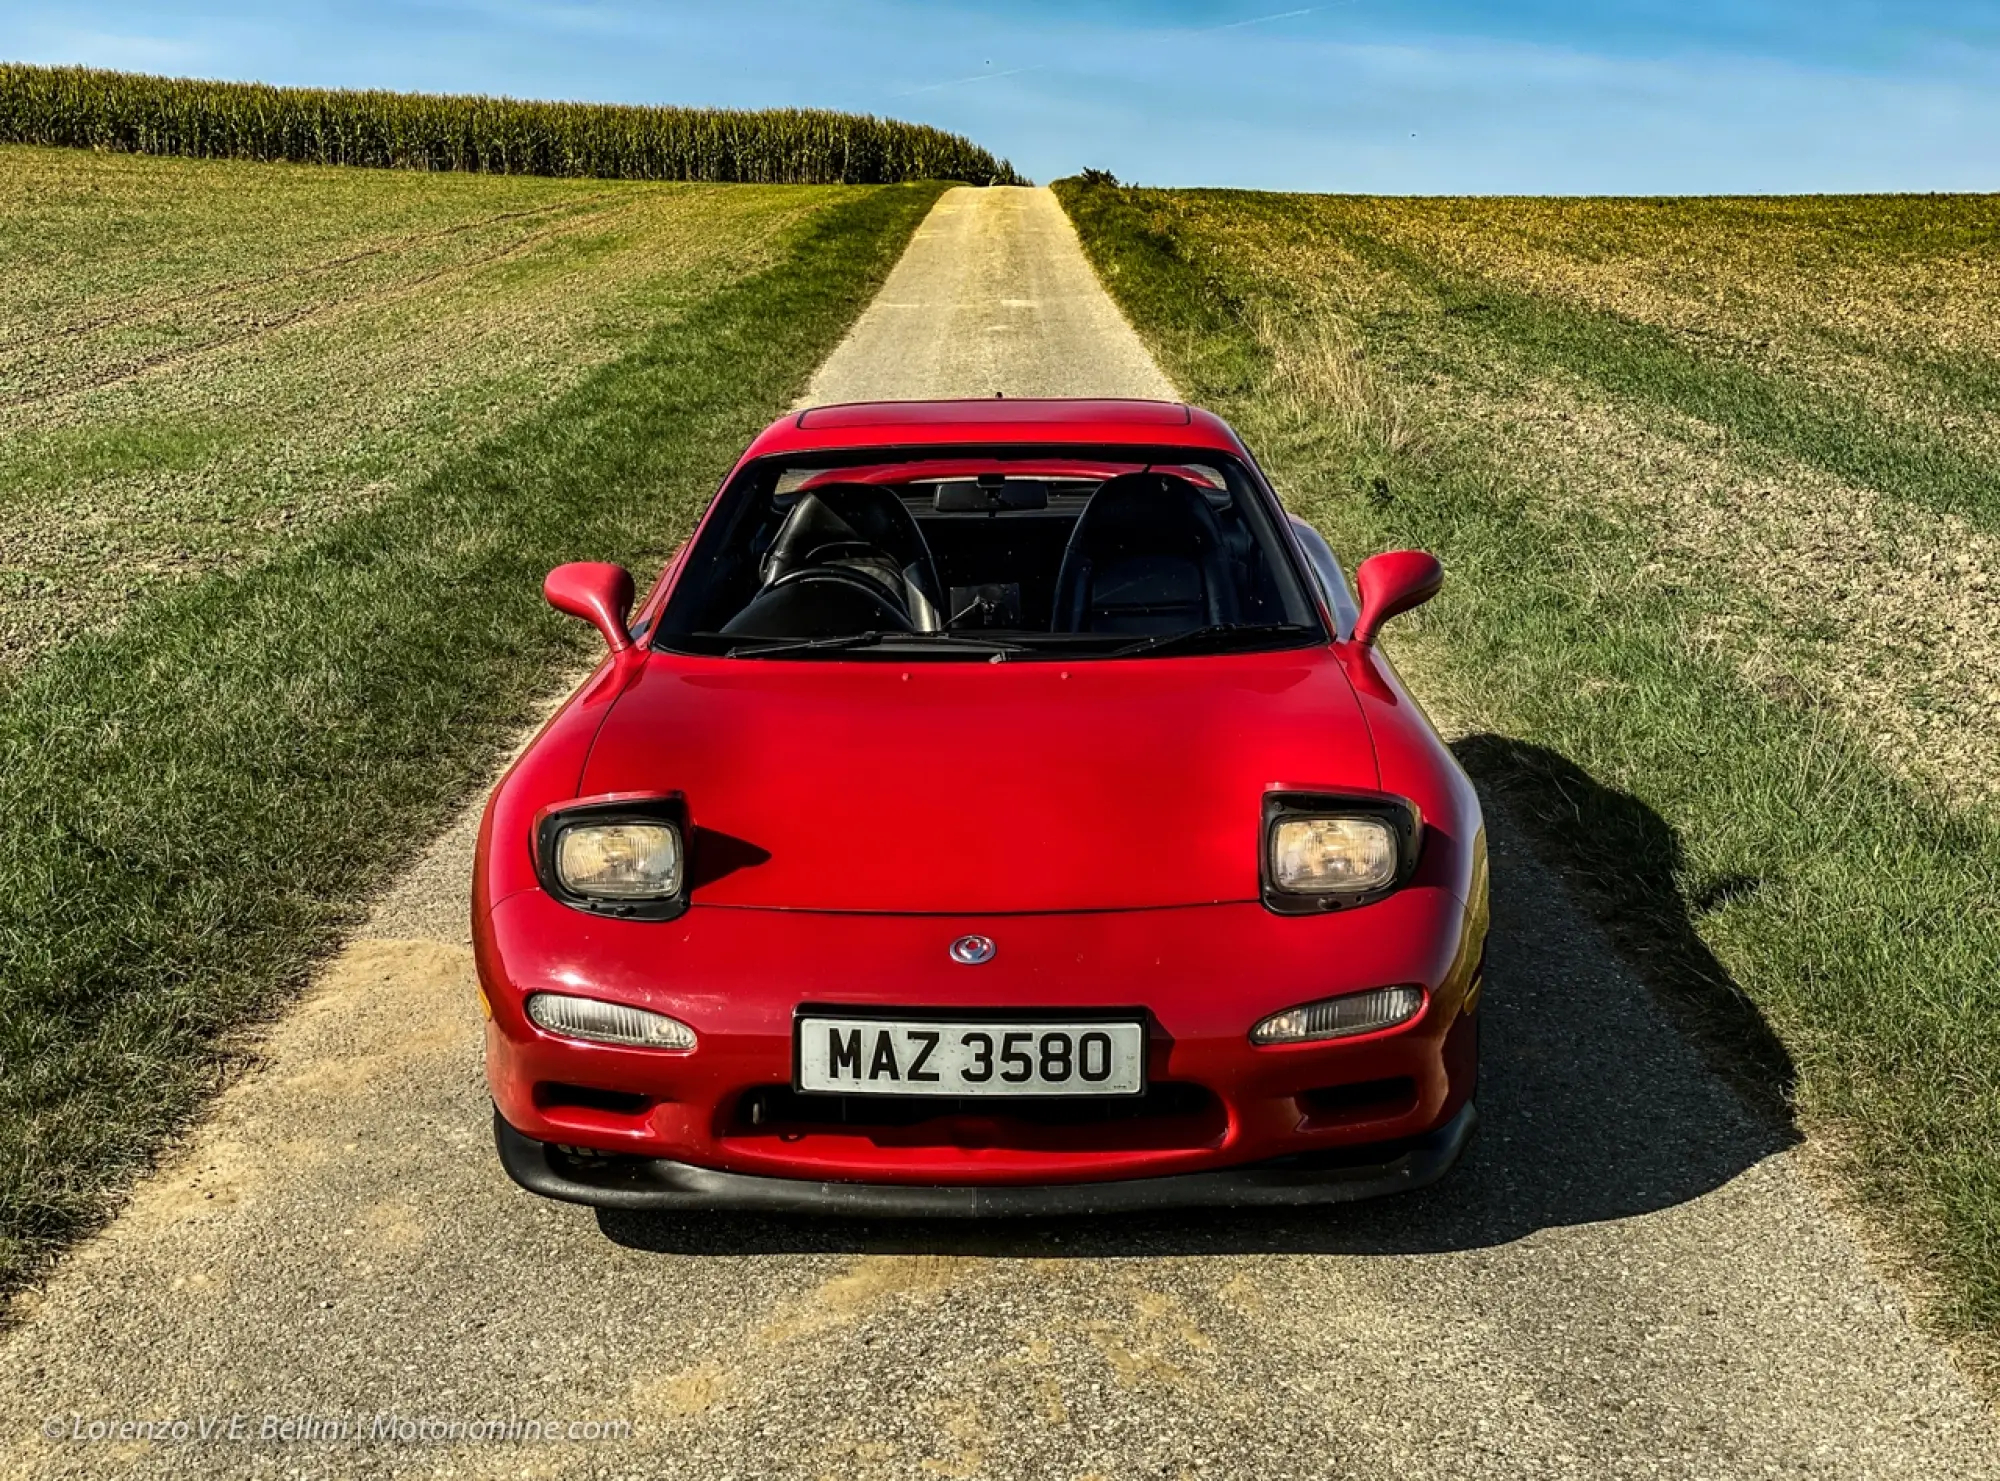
[1354,196,2000,359]
[1251,307,1420,459]
[1222,194,2000,467]
[1145,189,2000,809]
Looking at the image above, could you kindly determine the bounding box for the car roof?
[739,399,1248,461]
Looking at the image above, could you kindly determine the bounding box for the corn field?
[0,64,1023,185]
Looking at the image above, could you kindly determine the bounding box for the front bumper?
[479,887,1485,1186]
[495,1101,1478,1215]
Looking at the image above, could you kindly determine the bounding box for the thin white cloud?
[1192,6,1333,36]
[898,63,1051,98]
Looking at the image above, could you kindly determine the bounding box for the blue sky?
[5,1,1999,192]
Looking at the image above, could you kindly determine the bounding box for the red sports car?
[477,399,1488,1214]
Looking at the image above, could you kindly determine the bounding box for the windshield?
[654,445,1327,660]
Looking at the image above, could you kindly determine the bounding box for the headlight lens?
[526,992,696,1050]
[1270,816,1398,894]
[1252,985,1425,1045]
[555,822,682,899]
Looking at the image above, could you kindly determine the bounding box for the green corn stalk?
[0,63,1022,185]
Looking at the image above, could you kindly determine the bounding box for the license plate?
[795,1015,1146,1097]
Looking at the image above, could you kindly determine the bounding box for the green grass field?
[0,143,945,1292]
[1,145,856,667]
[1058,179,2000,1363]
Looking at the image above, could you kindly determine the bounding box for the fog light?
[525,993,696,1050]
[1251,986,1425,1045]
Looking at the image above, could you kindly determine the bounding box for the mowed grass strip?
[0,145,840,669]
[1056,178,2000,1353]
[1165,191,2000,806]
[0,178,946,1292]
[1332,194,2000,439]
[1144,189,2000,528]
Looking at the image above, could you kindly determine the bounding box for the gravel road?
[3,184,1993,1481]
[800,184,1174,404]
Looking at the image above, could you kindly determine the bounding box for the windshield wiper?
[725,630,1034,660]
[1102,622,1321,660]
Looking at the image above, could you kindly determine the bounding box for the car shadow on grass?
[599,734,1798,1260]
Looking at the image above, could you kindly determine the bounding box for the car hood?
[578,648,1379,913]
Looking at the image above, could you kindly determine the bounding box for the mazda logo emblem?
[949,935,996,965]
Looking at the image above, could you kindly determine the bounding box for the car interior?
[656,452,1325,656]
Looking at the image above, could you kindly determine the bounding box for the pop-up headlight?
[1262,791,1421,913]
[535,797,690,920]
[556,822,681,900]
[1271,816,1398,894]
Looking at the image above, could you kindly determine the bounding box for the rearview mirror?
[544,562,636,654]
[1353,551,1443,646]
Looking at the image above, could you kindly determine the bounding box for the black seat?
[1050,472,1241,634]
[777,482,944,625]
[723,489,930,640]
[755,493,902,600]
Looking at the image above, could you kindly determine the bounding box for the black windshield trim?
[685,628,1327,663]
[720,631,1034,660]
[652,442,1332,660]
[1099,622,1325,660]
